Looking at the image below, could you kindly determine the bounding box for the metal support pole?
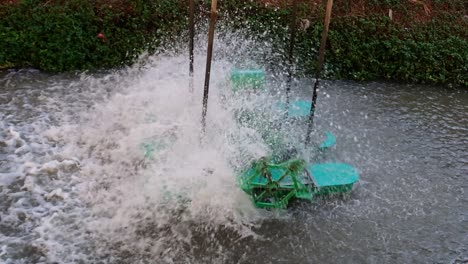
[189,0,195,93]
[201,0,218,134]
[285,0,298,116]
[305,0,334,146]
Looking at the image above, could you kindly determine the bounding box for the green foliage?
[0,0,466,86]
[0,0,185,72]
[324,16,467,86]
[219,0,467,87]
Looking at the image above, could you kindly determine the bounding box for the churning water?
[0,35,467,264]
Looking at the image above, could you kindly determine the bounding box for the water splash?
[2,29,466,263]
[29,35,290,262]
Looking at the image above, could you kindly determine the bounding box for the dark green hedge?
[217,0,467,87]
[0,0,466,86]
[0,0,185,72]
[324,16,467,86]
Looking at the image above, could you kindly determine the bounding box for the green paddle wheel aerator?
[240,158,312,209]
[233,68,359,209]
[239,157,359,209]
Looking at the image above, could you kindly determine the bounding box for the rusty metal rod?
[305,0,334,146]
[285,0,298,116]
[201,0,218,134]
[189,0,195,93]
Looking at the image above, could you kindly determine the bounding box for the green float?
[232,68,359,209]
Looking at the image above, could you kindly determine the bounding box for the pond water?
[0,54,467,264]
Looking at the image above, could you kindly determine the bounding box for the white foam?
[0,172,21,186]
[30,51,278,262]
[1,33,288,263]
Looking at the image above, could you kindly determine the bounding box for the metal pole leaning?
[201,0,218,134]
[285,0,299,117]
[189,0,195,93]
[305,0,334,146]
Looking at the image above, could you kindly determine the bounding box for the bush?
[325,16,468,86]
[0,0,186,72]
[0,0,466,86]
[218,0,467,87]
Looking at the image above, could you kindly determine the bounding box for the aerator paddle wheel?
[239,156,360,209]
[240,158,314,209]
[141,0,358,209]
